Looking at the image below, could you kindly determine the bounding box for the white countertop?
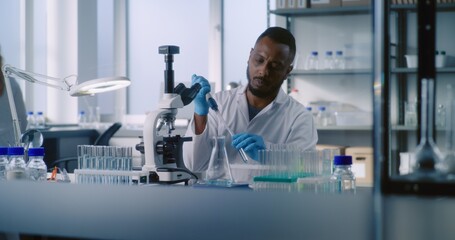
[0,181,454,240]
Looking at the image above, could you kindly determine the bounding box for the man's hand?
[192,74,211,116]
[232,133,266,161]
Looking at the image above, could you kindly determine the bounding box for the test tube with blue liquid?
[206,94,249,163]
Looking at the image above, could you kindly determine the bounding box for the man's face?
[246,36,293,99]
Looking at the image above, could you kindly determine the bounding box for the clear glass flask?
[205,136,234,186]
[413,79,443,176]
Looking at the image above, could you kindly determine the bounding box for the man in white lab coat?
[183,27,318,183]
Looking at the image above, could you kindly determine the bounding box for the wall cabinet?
[268,3,373,148]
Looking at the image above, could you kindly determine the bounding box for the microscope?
[140,45,201,184]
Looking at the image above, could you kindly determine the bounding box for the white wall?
[127,0,210,115]
[223,0,268,88]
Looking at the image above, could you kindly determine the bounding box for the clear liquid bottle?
[36,111,46,129]
[78,111,87,128]
[305,51,319,70]
[0,147,8,181]
[317,106,332,127]
[330,155,356,194]
[333,50,346,70]
[205,136,233,186]
[322,51,334,70]
[26,147,47,181]
[26,111,36,130]
[6,147,27,180]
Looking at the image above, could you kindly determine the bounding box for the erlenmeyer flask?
[413,79,443,179]
[205,136,234,186]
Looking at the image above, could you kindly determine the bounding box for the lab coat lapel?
[236,86,250,123]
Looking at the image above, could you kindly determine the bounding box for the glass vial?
[322,51,334,70]
[0,147,8,181]
[330,155,356,194]
[305,51,319,70]
[26,111,36,130]
[7,147,27,180]
[78,111,87,128]
[333,50,346,70]
[26,147,47,181]
[205,136,234,186]
[35,111,46,129]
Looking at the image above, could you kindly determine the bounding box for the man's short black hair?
[256,27,296,64]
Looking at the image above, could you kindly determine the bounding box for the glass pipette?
[207,94,249,163]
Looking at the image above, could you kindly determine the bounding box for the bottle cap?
[28,147,45,156]
[8,147,24,156]
[0,147,8,155]
[318,106,326,111]
[28,111,34,115]
[334,155,352,165]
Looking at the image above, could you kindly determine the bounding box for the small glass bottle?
[26,147,47,181]
[322,51,334,70]
[26,111,36,130]
[305,51,319,70]
[330,155,356,194]
[205,136,233,186]
[317,106,332,127]
[35,111,46,129]
[78,111,87,128]
[6,147,27,180]
[0,147,8,181]
[333,50,346,70]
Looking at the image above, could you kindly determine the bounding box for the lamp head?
[69,76,131,96]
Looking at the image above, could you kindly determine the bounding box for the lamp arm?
[1,64,77,145]
[2,64,76,91]
[2,66,23,146]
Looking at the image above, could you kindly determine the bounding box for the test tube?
[207,95,248,163]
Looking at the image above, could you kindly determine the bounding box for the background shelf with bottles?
[387,1,455,175]
[268,0,373,148]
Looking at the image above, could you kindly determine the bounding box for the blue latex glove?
[231,133,266,161]
[192,74,211,115]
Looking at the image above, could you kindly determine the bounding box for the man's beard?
[246,65,278,99]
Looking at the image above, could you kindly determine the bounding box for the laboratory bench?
[0,181,454,240]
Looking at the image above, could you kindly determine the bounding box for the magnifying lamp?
[1,64,131,146]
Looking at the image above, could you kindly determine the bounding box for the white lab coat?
[183,85,318,183]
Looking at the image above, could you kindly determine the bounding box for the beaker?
[205,136,234,186]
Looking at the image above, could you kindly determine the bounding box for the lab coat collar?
[236,84,288,106]
[235,84,288,122]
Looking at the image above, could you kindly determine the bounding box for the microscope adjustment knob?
[156,141,164,154]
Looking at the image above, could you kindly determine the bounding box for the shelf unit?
[268,2,373,148]
[270,5,371,16]
[386,2,455,181]
[392,67,455,74]
[291,68,371,76]
[390,3,455,11]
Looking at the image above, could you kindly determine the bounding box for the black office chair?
[49,122,122,173]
